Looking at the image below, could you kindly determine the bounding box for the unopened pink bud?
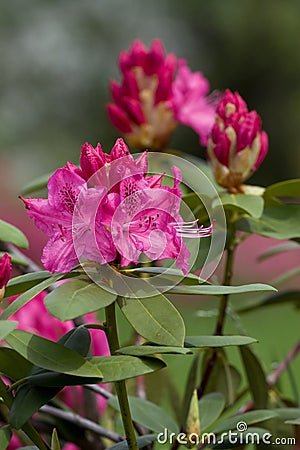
[106,104,133,134]
[207,90,268,190]
[0,253,11,300]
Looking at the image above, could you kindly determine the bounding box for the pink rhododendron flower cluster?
[107,40,215,150]
[207,89,268,191]
[4,291,108,450]
[22,139,213,275]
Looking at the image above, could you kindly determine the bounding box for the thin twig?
[84,384,113,399]
[40,405,124,443]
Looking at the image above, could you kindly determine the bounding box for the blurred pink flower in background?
[171,60,216,146]
[107,39,215,150]
[207,89,268,191]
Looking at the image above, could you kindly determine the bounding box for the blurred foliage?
[0,0,300,188]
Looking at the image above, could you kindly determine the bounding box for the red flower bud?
[0,253,11,300]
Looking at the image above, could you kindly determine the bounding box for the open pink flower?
[23,138,213,275]
[207,89,268,191]
[107,40,215,150]
[171,60,216,146]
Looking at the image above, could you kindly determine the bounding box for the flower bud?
[0,253,12,301]
[207,90,268,191]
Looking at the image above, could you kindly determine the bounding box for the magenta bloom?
[171,60,216,146]
[0,253,11,302]
[0,253,11,289]
[23,138,213,275]
[207,89,268,191]
[107,40,215,150]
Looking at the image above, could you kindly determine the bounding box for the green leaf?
[0,320,18,340]
[9,328,97,428]
[0,219,29,249]
[165,283,276,295]
[0,426,12,450]
[4,270,81,299]
[122,266,209,285]
[217,193,264,218]
[89,355,166,383]
[185,336,257,348]
[21,172,51,195]
[238,205,300,239]
[201,353,241,405]
[258,241,300,261]
[5,271,52,297]
[239,346,268,409]
[109,396,178,433]
[238,291,300,312]
[264,179,300,201]
[285,418,300,425]
[212,410,277,434]
[51,429,61,450]
[199,392,225,431]
[1,273,65,319]
[0,347,33,380]
[108,434,156,450]
[118,294,185,347]
[44,279,116,321]
[275,407,300,420]
[5,330,102,378]
[117,345,192,356]
[9,384,60,429]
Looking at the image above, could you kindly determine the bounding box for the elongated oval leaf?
[1,274,64,320]
[216,193,264,219]
[258,241,300,262]
[89,355,166,383]
[199,392,225,431]
[240,346,268,409]
[118,294,185,346]
[185,335,257,348]
[5,271,52,297]
[0,347,33,380]
[264,179,300,200]
[122,267,209,286]
[117,345,192,356]
[0,219,29,249]
[9,384,60,429]
[0,320,18,340]
[45,279,116,321]
[165,284,276,295]
[109,395,178,433]
[238,205,300,239]
[0,425,12,450]
[5,330,102,378]
[213,410,278,434]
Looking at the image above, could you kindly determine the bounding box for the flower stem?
[215,231,236,335]
[105,301,138,450]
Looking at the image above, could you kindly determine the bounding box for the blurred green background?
[1,0,300,190]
